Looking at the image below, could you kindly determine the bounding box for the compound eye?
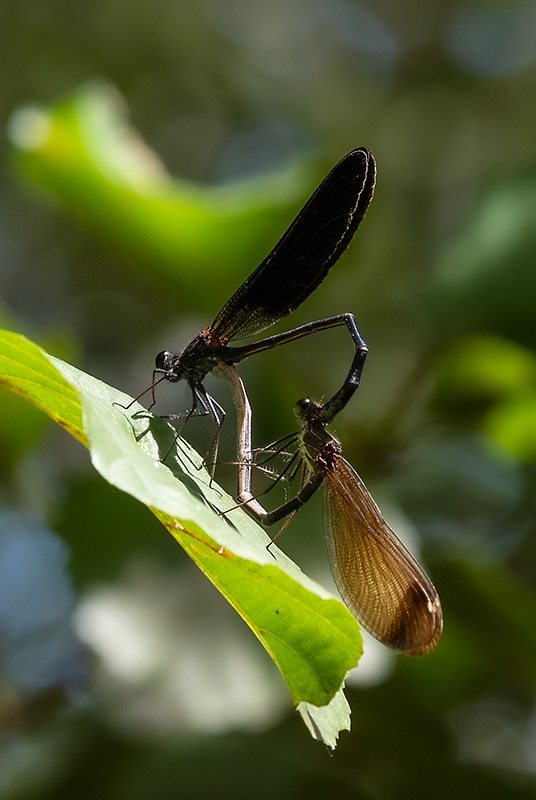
[155,350,171,370]
[293,397,322,421]
[293,397,312,419]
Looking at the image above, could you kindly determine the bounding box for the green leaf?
[435,335,536,461]
[298,685,351,750]
[0,328,85,444]
[437,336,536,399]
[9,84,314,309]
[423,175,536,341]
[0,328,363,743]
[484,393,536,462]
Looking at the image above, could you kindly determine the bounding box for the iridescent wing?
[211,148,375,342]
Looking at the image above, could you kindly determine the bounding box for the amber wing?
[323,457,442,656]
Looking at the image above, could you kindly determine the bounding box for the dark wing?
[323,458,442,656]
[210,148,375,342]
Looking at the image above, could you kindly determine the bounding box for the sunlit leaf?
[298,684,351,749]
[0,329,84,444]
[485,393,536,462]
[423,176,536,343]
[435,336,536,460]
[0,328,363,743]
[437,336,536,398]
[9,83,315,309]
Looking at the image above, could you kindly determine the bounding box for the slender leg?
[160,382,226,472]
[249,471,324,526]
[217,314,368,522]
[216,361,324,526]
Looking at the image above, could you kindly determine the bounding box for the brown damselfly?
[231,391,442,657]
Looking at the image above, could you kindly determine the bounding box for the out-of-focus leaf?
[437,336,536,398]
[435,336,536,460]
[0,387,49,468]
[0,328,363,743]
[485,394,536,462]
[9,84,314,308]
[422,175,536,346]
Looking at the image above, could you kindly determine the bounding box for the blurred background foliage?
[2,0,536,796]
